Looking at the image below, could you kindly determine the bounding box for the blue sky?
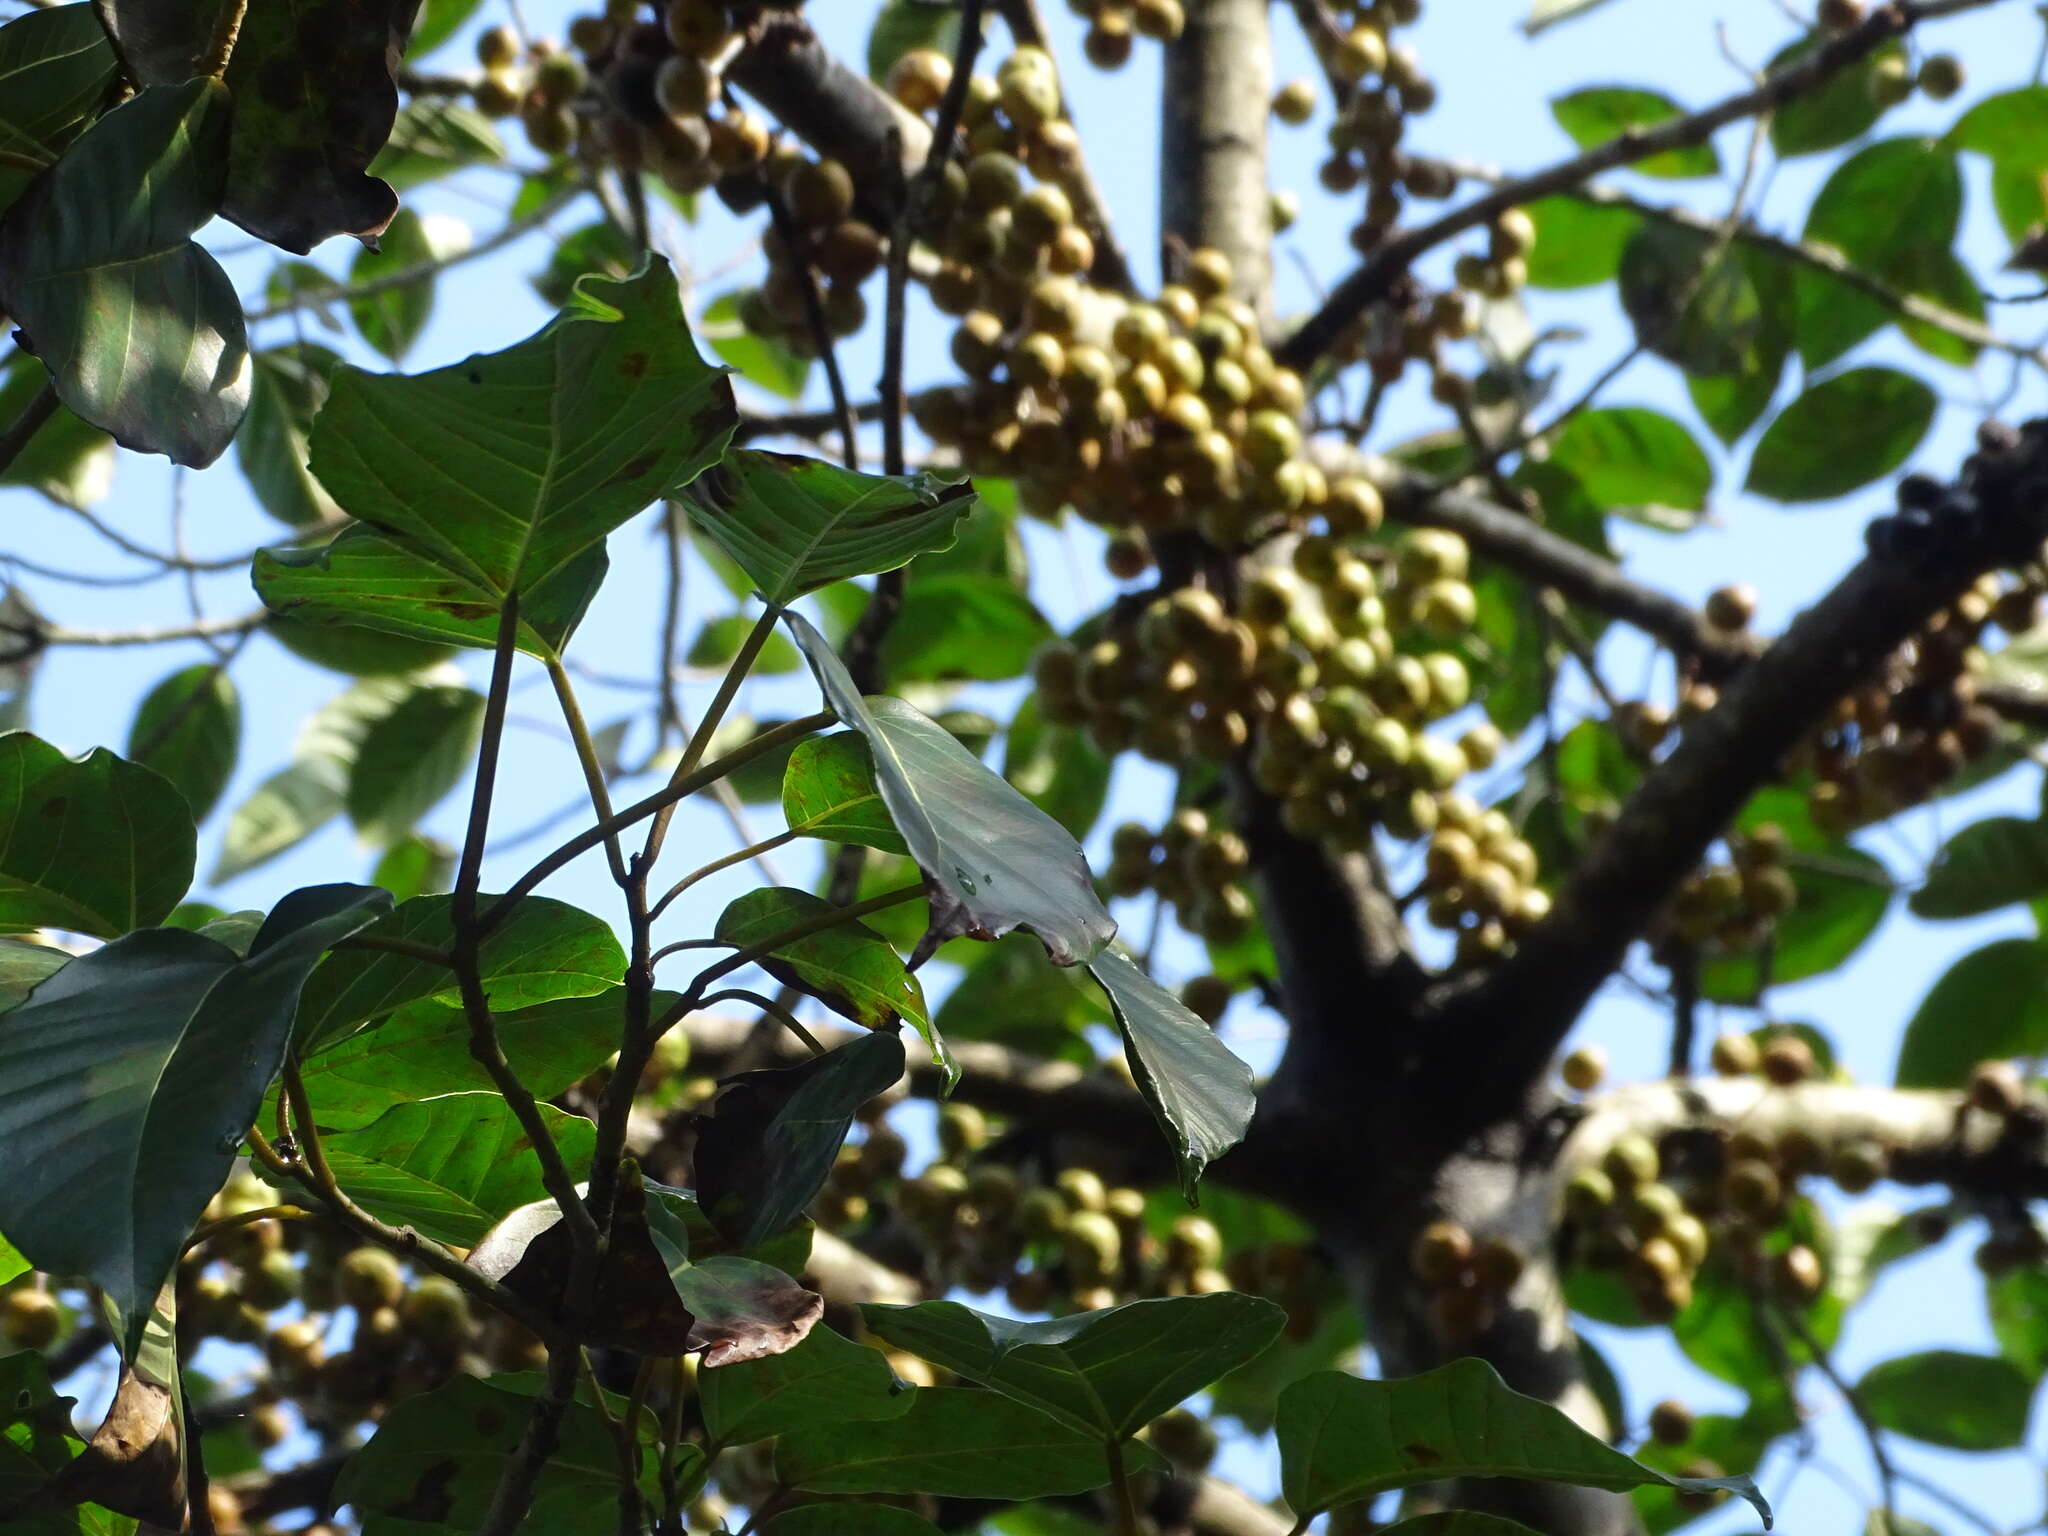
[10,0,2048,1529]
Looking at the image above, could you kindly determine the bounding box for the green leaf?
[713,884,941,1053]
[1896,938,2048,1087]
[406,0,485,57]
[337,1371,649,1532]
[292,987,657,1132]
[0,883,389,1350]
[1947,86,2048,170]
[685,451,976,606]
[786,612,1117,967]
[295,891,625,1054]
[533,219,636,308]
[1276,1360,1772,1522]
[260,1091,595,1247]
[1912,816,2048,918]
[346,682,485,846]
[687,612,802,673]
[256,528,610,665]
[1631,1409,1780,1534]
[0,353,113,511]
[1768,37,1905,156]
[695,1030,907,1250]
[1699,842,1888,1003]
[862,1293,1286,1440]
[1003,693,1111,840]
[126,664,240,824]
[371,832,455,903]
[0,936,69,1010]
[0,79,249,466]
[867,0,959,81]
[1989,1266,2048,1380]
[239,345,345,527]
[1085,943,1256,1198]
[0,1349,90,1513]
[935,931,1107,1061]
[267,610,456,679]
[309,258,736,597]
[99,0,417,252]
[1547,407,1710,525]
[776,1387,1166,1497]
[1745,367,1935,503]
[349,207,469,362]
[1856,1350,2032,1450]
[701,289,810,399]
[1550,87,1716,177]
[782,732,909,853]
[703,1322,915,1447]
[1790,262,1887,372]
[0,3,118,218]
[369,97,505,189]
[768,1507,942,1536]
[1522,196,1639,289]
[0,731,194,936]
[880,575,1052,683]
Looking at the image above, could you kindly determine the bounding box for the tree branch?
[1275,0,1999,373]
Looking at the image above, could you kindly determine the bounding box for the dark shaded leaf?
[1550,87,1716,177]
[701,1322,915,1447]
[776,1388,1166,1497]
[294,891,625,1054]
[880,575,1051,683]
[786,613,1116,967]
[862,1293,1285,1440]
[782,732,909,853]
[1856,1351,2031,1450]
[309,259,734,596]
[1745,367,1935,503]
[702,289,809,399]
[0,4,118,217]
[0,80,249,466]
[1276,1360,1771,1523]
[0,884,389,1349]
[96,0,418,252]
[256,528,609,665]
[685,451,975,605]
[126,664,240,824]
[0,936,69,1011]
[1896,938,2048,1088]
[768,1507,944,1536]
[1912,816,2048,918]
[1768,36,1904,156]
[0,730,194,936]
[695,1030,907,1250]
[346,682,484,846]
[239,345,345,527]
[1085,943,1255,1198]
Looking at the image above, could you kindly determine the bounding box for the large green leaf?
[781,732,909,853]
[1550,87,1716,177]
[1895,938,2048,1088]
[1085,943,1256,1198]
[308,259,735,597]
[936,932,1107,1060]
[1275,1360,1771,1522]
[1546,406,1709,525]
[1618,223,1787,387]
[0,353,113,511]
[0,731,194,937]
[1911,817,2048,919]
[267,610,456,679]
[1003,693,1112,840]
[0,4,118,217]
[126,664,240,824]
[684,451,976,605]
[862,1293,1285,1441]
[1698,844,1890,1003]
[1856,1351,2032,1451]
[346,682,485,846]
[257,1091,595,1247]
[294,891,625,1054]
[1947,87,2048,170]
[1805,139,1961,262]
[1523,196,1640,289]
[776,1388,1166,1497]
[0,79,249,467]
[702,1322,915,1447]
[879,575,1051,683]
[0,883,389,1349]
[255,528,610,664]
[1745,367,1935,503]
[290,987,657,1132]
[238,344,345,527]
[695,1030,907,1250]
[786,613,1116,967]
[713,887,943,1067]
[336,1372,650,1533]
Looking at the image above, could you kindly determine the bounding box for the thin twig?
[0,382,58,477]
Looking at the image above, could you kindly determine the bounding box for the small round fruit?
[1760,1033,1815,1086]
[1919,53,1965,100]
[1648,1398,1694,1446]
[2,1289,61,1350]
[475,23,520,68]
[1410,1220,1473,1285]
[337,1245,405,1312]
[1710,1031,1762,1076]
[1272,77,1317,125]
[1601,1133,1659,1190]
[1771,1243,1824,1302]
[1561,1046,1606,1093]
[1705,583,1758,631]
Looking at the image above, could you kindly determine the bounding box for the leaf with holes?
[1746,368,1935,503]
[0,884,389,1352]
[0,731,194,937]
[686,452,976,605]
[0,80,249,466]
[786,612,1116,968]
[1276,1360,1772,1523]
[308,259,735,598]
